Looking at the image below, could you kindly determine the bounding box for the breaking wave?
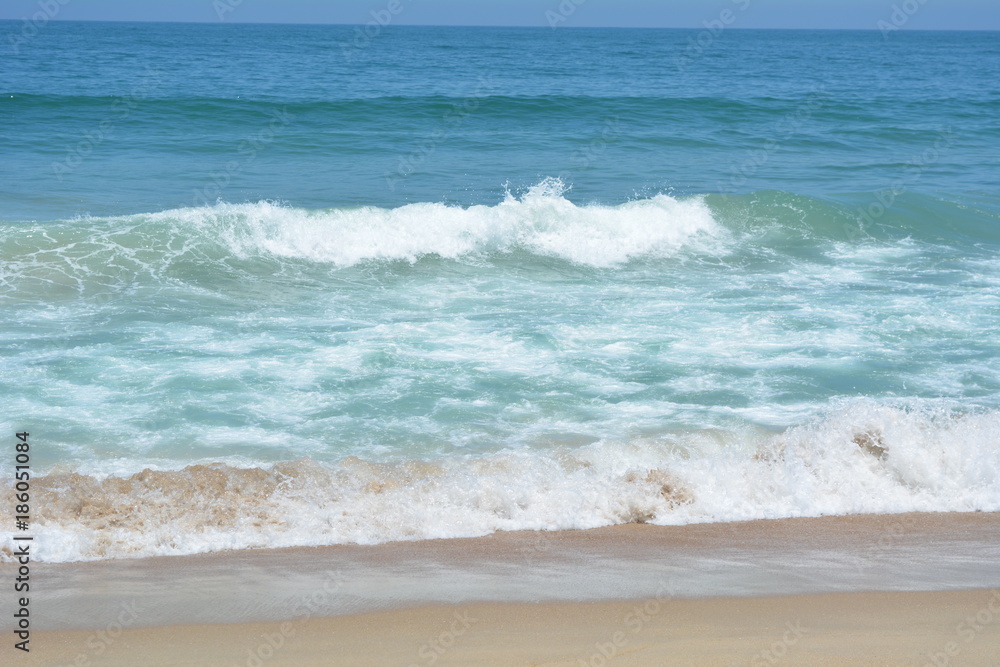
[5,403,998,562]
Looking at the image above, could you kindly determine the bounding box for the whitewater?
[3,182,999,562]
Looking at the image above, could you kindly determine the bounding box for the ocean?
[2,22,999,562]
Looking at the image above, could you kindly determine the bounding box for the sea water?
[1,23,999,561]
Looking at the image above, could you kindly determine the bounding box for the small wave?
[161,179,724,268]
[0,181,723,301]
[4,184,996,302]
[3,179,721,282]
[5,403,998,562]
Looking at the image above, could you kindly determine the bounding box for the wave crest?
[190,179,721,268]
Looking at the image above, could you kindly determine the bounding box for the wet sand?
[4,512,1000,665]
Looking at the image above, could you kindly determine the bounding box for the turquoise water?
[2,23,999,561]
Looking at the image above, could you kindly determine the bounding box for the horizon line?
[0,18,997,32]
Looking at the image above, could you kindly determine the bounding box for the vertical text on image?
[12,431,33,653]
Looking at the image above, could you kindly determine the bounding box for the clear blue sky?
[1,0,997,30]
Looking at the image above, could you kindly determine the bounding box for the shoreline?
[5,512,1000,665]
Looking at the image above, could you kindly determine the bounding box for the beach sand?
[21,589,1000,666]
[6,512,1000,666]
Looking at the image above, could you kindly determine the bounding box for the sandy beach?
[5,512,1000,666]
[18,590,1000,666]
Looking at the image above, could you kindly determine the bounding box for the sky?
[1,0,998,31]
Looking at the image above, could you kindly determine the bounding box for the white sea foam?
[158,179,723,268]
[5,403,998,563]
[4,187,998,563]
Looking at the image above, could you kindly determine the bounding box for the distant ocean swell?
[0,183,722,301]
[2,404,999,562]
[2,182,996,287]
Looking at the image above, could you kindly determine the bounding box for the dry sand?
[19,589,1000,666]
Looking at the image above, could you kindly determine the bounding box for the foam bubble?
[5,404,998,563]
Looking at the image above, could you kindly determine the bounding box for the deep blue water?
[3,24,999,216]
